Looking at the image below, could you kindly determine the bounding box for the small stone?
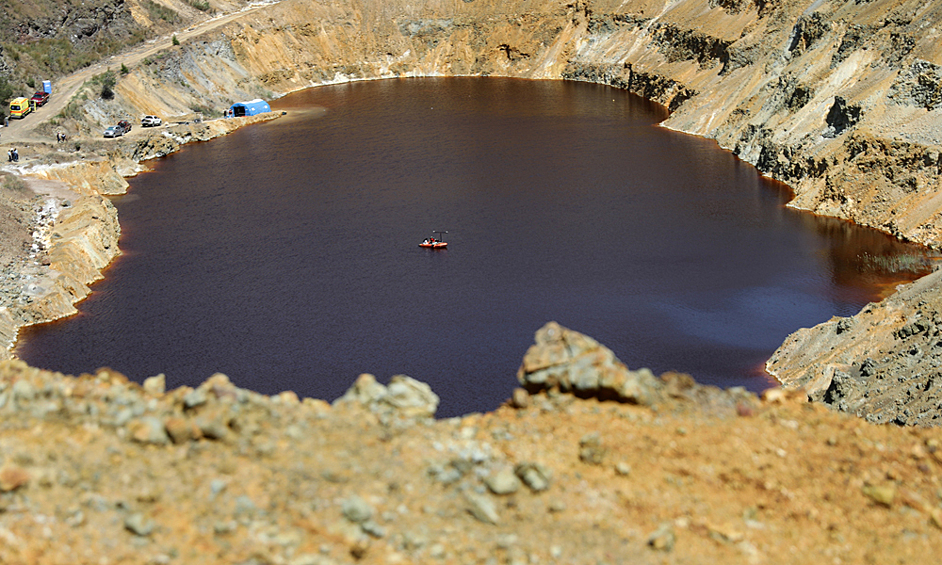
[484,467,521,495]
[931,508,942,529]
[213,520,237,534]
[615,462,632,476]
[183,387,209,409]
[128,417,170,445]
[862,483,896,507]
[164,417,201,444]
[276,390,300,405]
[65,510,85,527]
[350,539,370,560]
[195,408,231,441]
[0,465,30,492]
[360,519,386,538]
[125,513,156,537]
[210,479,228,498]
[234,496,258,517]
[12,379,35,402]
[515,463,551,492]
[579,432,606,465]
[342,495,374,524]
[647,523,675,551]
[465,491,500,524]
[143,374,166,395]
[382,375,440,418]
[511,388,529,409]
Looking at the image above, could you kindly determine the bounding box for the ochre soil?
[1,362,941,564]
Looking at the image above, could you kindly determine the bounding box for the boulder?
[334,373,439,419]
[517,322,663,405]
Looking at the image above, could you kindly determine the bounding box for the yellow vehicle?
[9,97,31,119]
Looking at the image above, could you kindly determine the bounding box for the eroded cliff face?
[767,269,942,426]
[0,168,121,357]
[0,114,279,358]
[79,0,942,249]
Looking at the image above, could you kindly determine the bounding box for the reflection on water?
[16,78,938,417]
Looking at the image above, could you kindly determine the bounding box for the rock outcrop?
[768,268,942,426]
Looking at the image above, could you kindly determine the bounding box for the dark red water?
[17,78,937,417]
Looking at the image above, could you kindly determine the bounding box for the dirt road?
[0,0,282,146]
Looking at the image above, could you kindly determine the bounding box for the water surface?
[18,78,936,416]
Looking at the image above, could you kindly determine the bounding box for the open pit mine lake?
[17,78,938,417]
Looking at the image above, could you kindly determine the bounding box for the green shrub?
[0,76,13,108]
[120,63,129,75]
[172,35,180,46]
[190,103,216,117]
[188,0,211,11]
[58,100,84,122]
[97,70,117,100]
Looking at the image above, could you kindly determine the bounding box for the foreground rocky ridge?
[2,323,942,564]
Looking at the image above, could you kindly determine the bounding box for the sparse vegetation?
[0,30,148,84]
[172,35,181,46]
[120,63,130,75]
[859,252,937,274]
[1,175,28,194]
[190,104,217,118]
[58,99,85,122]
[0,76,13,111]
[144,0,179,23]
[188,0,212,11]
[95,70,117,100]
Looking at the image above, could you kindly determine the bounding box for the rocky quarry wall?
[7,0,942,422]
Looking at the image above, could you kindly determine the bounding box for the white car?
[103,126,123,138]
[141,115,162,127]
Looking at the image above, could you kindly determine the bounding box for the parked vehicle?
[103,126,123,138]
[116,120,131,134]
[9,97,31,119]
[141,115,162,127]
[30,91,49,107]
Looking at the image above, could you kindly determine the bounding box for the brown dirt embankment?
[0,113,281,359]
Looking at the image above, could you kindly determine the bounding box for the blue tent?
[229,99,271,117]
